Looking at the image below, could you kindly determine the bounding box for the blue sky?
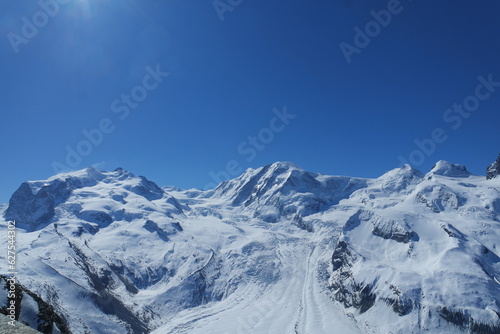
[1,0,500,203]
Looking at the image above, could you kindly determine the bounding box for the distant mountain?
[487,154,500,180]
[1,161,500,334]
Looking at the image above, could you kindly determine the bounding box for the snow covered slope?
[1,161,500,333]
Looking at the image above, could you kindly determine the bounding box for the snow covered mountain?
[1,160,500,334]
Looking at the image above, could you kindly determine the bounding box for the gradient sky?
[1,0,500,203]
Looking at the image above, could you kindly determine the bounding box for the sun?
[74,0,94,20]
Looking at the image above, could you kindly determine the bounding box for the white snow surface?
[0,162,500,334]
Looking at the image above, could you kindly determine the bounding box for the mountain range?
[1,157,500,334]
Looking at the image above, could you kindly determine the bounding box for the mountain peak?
[486,153,500,180]
[386,164,423,177]
[4,166,165,231]
[400,163,422,173]
[212,161,302,199]
[262,161,304,174]
[428,160,470,177]
[210,161,367,221]
[268,161,301,171]
[378,164,423,192]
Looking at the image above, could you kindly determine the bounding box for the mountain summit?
[428,160,471,178]
[1,161,500,334]
[487,153,500,180]
[4,166,180,232]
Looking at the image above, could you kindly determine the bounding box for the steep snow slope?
[1,161,500,334]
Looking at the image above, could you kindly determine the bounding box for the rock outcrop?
[486,153,500,180]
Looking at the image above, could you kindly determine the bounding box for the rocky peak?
[213,162,302,203]
[4,179,73,231]
[211,162,367,222]
[486,153,500,180]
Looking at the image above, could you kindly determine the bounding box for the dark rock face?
[0,276,71,334]
[372,222,418,243]
[331,241,352,272]
[143,220,182,242]
[437,307,500,334]
[4,179,73,231]
[67,242,149,334]
[486,154,500,180]
[330,240,376,314]
[384,295,414,316]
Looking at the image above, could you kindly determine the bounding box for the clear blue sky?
[1,0,500,203]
